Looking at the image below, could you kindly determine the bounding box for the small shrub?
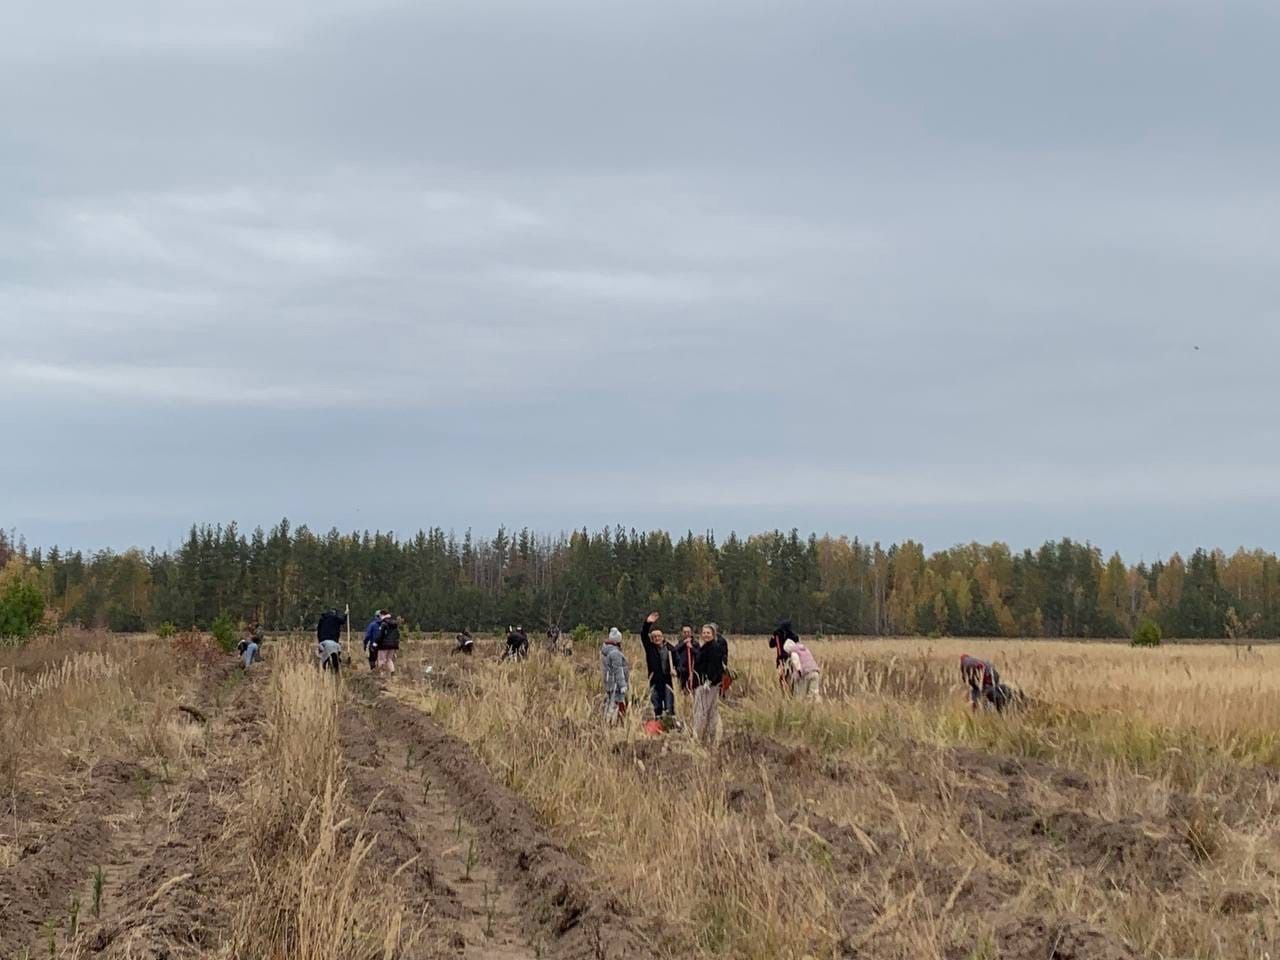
[211,613,238,652]
[0,574,44,640]
[570,623,592,647]
[156,621,177,639]
[108,606,146,633]
[1131,618,1163,647]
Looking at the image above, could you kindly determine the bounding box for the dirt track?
[343,671,655,959]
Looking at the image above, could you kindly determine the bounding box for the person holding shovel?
[640,611,676,720]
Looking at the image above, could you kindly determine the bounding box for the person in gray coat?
[601,627,630,724]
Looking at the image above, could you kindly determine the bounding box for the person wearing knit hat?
[601,627,629,724]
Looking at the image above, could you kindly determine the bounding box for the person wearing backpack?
[783,638,822,701]
[601,627,630,724]
[692,623,728,745]
[376,615,402,673]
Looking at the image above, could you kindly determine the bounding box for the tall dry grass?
[0,632,206,867]
[224,653,414,960]
[401,637,1280,959]
[404,656,842,959]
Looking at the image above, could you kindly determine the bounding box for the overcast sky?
[3,0,1278,558]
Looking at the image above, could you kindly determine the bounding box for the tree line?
[2,520,1279,640]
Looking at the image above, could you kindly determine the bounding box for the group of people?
[362,610,403,672]
[769,619,824,700]
[240,607,402,674]
[244,606,1015,721]
[601,612,731,744]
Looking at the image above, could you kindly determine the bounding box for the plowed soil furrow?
[75,665,265,958]
[345,673,654,960]
[341,697,538,959]
[0,662,265,959]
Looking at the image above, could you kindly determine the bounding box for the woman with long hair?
[692,622,728,745]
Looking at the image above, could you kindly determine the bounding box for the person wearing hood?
[640,611,676,720]
[601,627,630,724]
[960,654,1006,712]
[376,614,402,673]
[783,638,822,701]
[692,623,728,745]
[364,610,385,670]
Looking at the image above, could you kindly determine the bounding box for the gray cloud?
[2,0,1278,557]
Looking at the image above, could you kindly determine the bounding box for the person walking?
[376,614,402,673]
[640,611,675,720]
[601,627,629,724]
[363,610,384,670]
[671,625,701,697]
[783,638,822,701]
[692,623,728,745]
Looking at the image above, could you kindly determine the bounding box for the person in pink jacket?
[783,638,822,701]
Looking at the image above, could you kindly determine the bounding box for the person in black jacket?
[769,619,800,693]
[640,611,675,719]
[376,615,402,673]
[316,609,346,644]
[692,623,728,745]
[316,608,347,672]
[671,625,700,696]
[504,625,529,661]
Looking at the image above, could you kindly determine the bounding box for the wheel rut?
[343,672,653,960]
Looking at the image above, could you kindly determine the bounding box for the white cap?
[608,627,623,642]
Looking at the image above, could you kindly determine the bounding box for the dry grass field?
[3,630,1279,959]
